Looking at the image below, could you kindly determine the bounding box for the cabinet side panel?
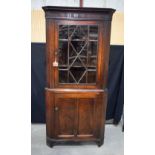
[45,19,55,88]
[102,21,112,88]
[97,21,112,89]
[45,90,55,138]
[93,92,107,140]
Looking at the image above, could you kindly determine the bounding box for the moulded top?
[42,6,116,14]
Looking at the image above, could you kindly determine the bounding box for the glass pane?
[80,57,87,65]
[79,74,86,83]
[88,41,97,67]
[58,25,98,84]
[72,58,83,67]
[88,41,97,56]
[59,25,68,39]
[69,72,75,83]
[70,41,86,53]
[59,70,68,83]
[87,71,96,83]
[80,46,87,56]
[59,41,68,65]
[70,67,86,83]
[88,57,97,67]
[89,26,98,40]
[69,25,88,41]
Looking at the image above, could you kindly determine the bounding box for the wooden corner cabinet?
[42,6,115,147]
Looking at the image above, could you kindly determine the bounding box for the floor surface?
[32,124,124,155]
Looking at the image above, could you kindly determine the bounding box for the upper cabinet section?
[43,6,115,89]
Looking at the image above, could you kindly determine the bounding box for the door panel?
[78,98,94,137]
[55,98,77,138]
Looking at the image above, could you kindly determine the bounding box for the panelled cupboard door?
[55,97,77,138]
[77,98,95,137]
[54,20,104,89]
[54,92,104,139]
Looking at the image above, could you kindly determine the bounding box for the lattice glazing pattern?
[58,25,98,84]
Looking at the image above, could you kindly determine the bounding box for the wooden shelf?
[59,39,98,42]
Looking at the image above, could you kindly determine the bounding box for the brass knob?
[55,107,59,111]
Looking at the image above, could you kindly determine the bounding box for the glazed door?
[54,21,103,89]
[54,93,103,139]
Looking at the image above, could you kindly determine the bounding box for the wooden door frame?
[53,20,104,89]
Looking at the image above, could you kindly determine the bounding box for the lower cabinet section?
[45,89,107,147]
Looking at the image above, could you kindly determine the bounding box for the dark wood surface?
[80,0,83,7]
[43,6,115,147]
[43,6,115,21]
[42,6,115,12]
